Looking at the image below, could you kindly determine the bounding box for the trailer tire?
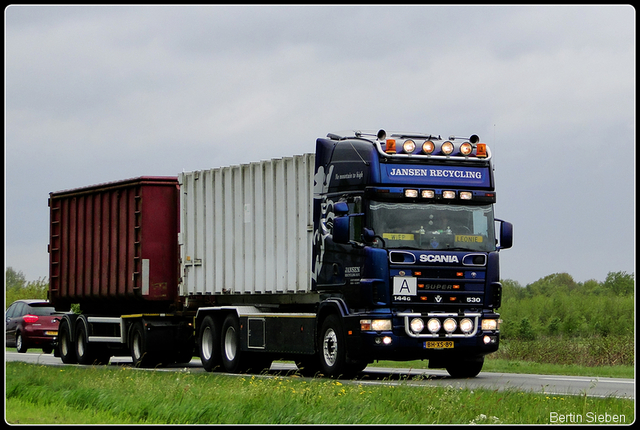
[58,318,77,364]
[75,319,109,365]
[221,314,247,373]
[130,321,160,368]
[445,356,484,378]
[199,316,221,372]
[318,314,350,378]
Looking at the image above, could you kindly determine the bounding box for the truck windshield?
[369,201,496,252]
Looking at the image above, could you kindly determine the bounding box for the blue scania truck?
[49,129,512,378]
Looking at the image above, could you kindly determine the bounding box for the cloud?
[5,5,635,284]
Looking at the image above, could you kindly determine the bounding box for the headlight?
[371,319,392,331]
[421,189,435,199]
[410,318,424,334]
[459,191,472,200]
[427,318,441,333]
[460,318,474,334]
[441,141,454,155]
[443,318,457,333]
[481,319,498,331]
[442,190,456,199]
[402,139,416,154]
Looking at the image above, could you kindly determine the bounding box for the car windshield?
[369,201,496,252]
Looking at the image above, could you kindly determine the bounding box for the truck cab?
[312,130,513,377]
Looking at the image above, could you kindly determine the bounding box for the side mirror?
[498,220,513,250]
[363,228,376,243]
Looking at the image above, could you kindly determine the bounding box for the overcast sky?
[4,5,635,287]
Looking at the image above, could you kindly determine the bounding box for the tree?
[602,271,634,296]
[5,267,49,308]
[5,267,27,291]
[525,272,577,297]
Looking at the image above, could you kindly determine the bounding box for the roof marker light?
[460,191,472,200]
[442,190,456,199]
[405,189,419,198]
[421,189,435,199]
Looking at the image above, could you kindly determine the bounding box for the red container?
[48,177,179,313]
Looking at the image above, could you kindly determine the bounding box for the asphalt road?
[6,351,634,400]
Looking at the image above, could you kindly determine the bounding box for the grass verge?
[5,362,634,425]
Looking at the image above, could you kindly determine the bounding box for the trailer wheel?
[58,318,77,364]
[199,316,221,372]
[318,314,349,378]
[445,357,484,378]
[221,314,247,373]
[130,321,159,368]
[75,318,109,365]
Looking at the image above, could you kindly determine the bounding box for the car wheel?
[16,332,28,353]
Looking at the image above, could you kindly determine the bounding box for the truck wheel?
[130,321,159,368]
[16,332,28,353]
[199,316,221,372]
[318,314,348,378]
[221,314,247,373]
[75,319,110,365]
[59,318,77,364]
[446,357,484,378]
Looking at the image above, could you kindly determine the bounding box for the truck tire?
[199,316,221,372]
[130,321,160,368]
[58,318,77,364]
[220,314,247,373]
[445,356,484,378]
[318,314,348,378]
[75,318,110,365]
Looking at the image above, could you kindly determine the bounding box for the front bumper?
[344,312,500,362]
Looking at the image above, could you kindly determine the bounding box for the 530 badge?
[466,297,481,303]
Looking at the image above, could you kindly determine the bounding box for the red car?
[5,299,61,354]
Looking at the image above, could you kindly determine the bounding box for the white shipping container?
[179,154,315,296]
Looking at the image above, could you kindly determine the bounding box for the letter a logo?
[393,277,417,296]
[400,279,410,293]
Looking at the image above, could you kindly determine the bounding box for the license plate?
[424,341,454,349]
[45,331,58,336]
